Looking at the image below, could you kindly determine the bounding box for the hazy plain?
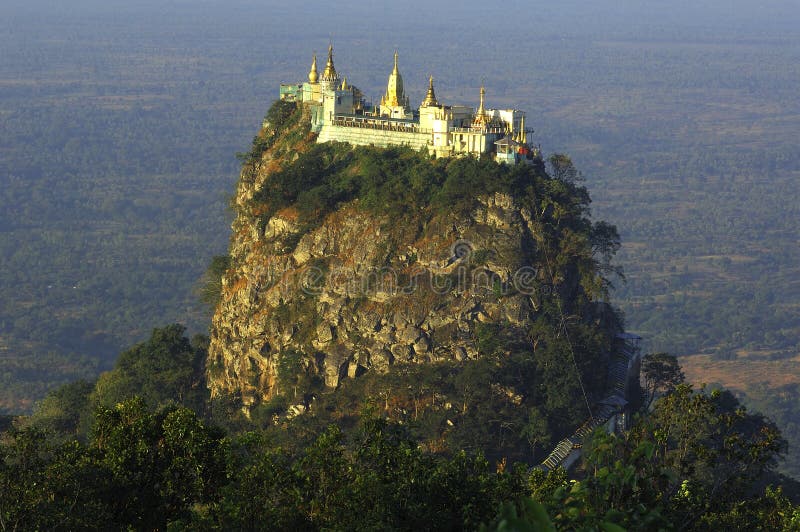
[1,0,798,475]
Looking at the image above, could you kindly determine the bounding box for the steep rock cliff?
[208,102,621,416]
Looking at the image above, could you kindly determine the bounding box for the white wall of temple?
[489,109,524,133]
[302,82,322,103]
[432,119,450,147]
[419,106,449,131]
[317,124,431,151]
[316,123,504,159]
[322,89,356,124]
[449,131,491,154]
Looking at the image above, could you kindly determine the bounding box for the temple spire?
[308,53,319,84]
[421,75,439,107]
[473,83,489,126]
[381,50,406,109]
[322,43,338,82]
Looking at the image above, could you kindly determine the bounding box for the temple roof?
[495,137,522,146]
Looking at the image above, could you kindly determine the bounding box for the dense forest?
[0,0,798,480]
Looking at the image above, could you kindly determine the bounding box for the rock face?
[209,187,544,407]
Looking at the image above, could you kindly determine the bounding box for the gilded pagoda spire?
[322,44,338,82]
[308,53,319,84]
[421,75,439,107]
[381,50,406,108]
[473,83,489,126]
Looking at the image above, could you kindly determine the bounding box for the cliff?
[207,102,623,447]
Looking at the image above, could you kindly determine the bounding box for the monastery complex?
[280,45,538,164]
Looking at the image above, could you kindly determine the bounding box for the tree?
[90,398,227,529]
[521,407,551,462]
[91,324,207,413]
[199,254,231,310]
[27,379,94,437]
[590,221,623,286]
[700,486,800,530]
[0,428,115,530]
[641,352,685,408]
[547,153,582,183]
[580,384,787,529]
[293,424,354,527]
[519,382,793,531]
[480,498,557,532]
[210,433,309,530]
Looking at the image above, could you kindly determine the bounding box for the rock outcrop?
[207,102,615,412]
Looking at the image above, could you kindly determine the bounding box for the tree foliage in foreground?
[2,383,799,531]
[6,325,799,530]
[24,324,209,440]
[0,399,227,531]
[514,384,798,531]
[1,406,527,531]
[641,352,685,409]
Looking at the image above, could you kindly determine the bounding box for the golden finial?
[341,76,348,90]
[421,75,439,107]
[393,50,399,74]
[308,53,319,84]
